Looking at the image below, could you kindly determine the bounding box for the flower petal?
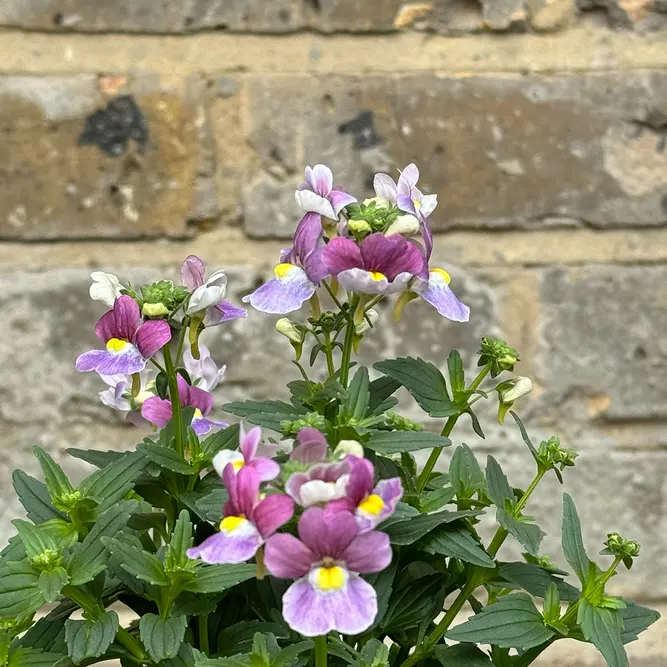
[89,272,123,307]
[212,450,245,477]
[204,302,248,327]
[141,396,173,428]
[419,193,438,218]
[329,188,357,216]
[185,381,214,415]
[414,272,470,322]
[310,164,333,196]
[242,268,316,315]
[398,163,419,194]
[290,428,328,464]
[343,531,392,573]
[292,212,324,264]
[249,457,281,482]
[337,268,390,295]
[181,255,206,291]
[225,465,261,519]
[113,295,141,342]
[94,309,118,343]
[299,479,347,507]
[135,320,172,360]
[75,347,145,375]
[253,494,294,538]
[264,533,315,579]
[298,507,359,560]
[322,237,363,276]
[346,457,375,505]
[187,278,227,315]
[360,233,425,280]
[295,190,337,220]
[187,521,262,564]
[373,173,398,203]
[240,424,261,461]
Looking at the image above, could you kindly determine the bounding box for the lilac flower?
[141,375,226,436]
[183,343,225,393]
[289,427,330,464]
[213,424,280,482]
[89,272,123,307]
[243,213,329,314]
[295,164,357,221]
[373,163,437,219]
[99,368,156,425]
[181,255,247,325]
[265,508,391,636]
[322,233,425,295]
[187,465,294,564]
[411,268,470,322]
[328,457,403,532]
[76,296,171,376]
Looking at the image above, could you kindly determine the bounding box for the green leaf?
[368,377,401,414]
[619,601,660,644]
[420,486,456,513]
[66,449,124,469]
[485,456,514,509]
[13,520,57,560]
[447,350,465,396]
[510,412,539,462]
[12,471,64,523]
[266,641,313,667]
[446,593,555,649]
[196,655,250,667]
[39,520,79,552]
[7,648,63,667]
[200,424,241,458]
[384,510,480,545]
[38,567,69,603]
[162,642,195,667]
[66,505,130,586]
[33,447,74,499]
[498,563,579,603]
[344,366,370,421]
[139,614,187,663]
[65,611,119,665]
[166,510,193,571]
[365,431,451,455]
[497,509,545,556]
[383,574,445,632]
[578,598,628,667]
[137,441,194,475]
[373,357,459,417]
[0,564,45,617]
[418,525,495,568]
[561,494,590,584]
[223,400,306,432]
[449,445,485,496]
[102,537,169,586]
[79,452,149,510]
[184,564,256,594]
[434,644,492,667]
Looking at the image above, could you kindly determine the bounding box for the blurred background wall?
[0,1,666,664]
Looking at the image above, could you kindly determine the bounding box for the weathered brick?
[579,0,667,29]
[482,0,528,30]
[242,72,667,237]
[528,0,578,30]
[0,74,203,239]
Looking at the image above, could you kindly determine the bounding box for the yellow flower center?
[358,494,385,515]
[232,460,245,471]
[106,338,128,353]
[413,200,422,209]
[193,408,203,419]
[316,566,346,591]
[274,263,296,279]
[220,516,246,533]
[430,268,451,284]
[369,271,386,282]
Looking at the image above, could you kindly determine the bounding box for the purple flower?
[322,233,425,295]
[373,163,437,219]
[327,457,403,532]
[181,255,247,326]
[411,268,470,322]
[295,164,357,221]
[213,424,280,482]
[289,427,330,464]
[265,508,391,636]
[76,296,171,376]
[141,375,226,436]
[99,368,156,426]
[243,213,330,314]
[188,465,294,564]
[183,343,226,392]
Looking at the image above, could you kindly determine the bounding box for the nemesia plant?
[0,163,658,667]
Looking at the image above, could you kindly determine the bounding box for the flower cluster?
[188,426,403,637]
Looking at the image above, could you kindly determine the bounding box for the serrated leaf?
[66,505,130,586]
[384,510,480,545]
[421,486,456,513]
[373,357,459,417]
[137,442,194,475]
[223,400,306,432]
[79,452,149,510]
[196,655,250,667]
[39,567,69,603]
[66,449,124,469]
[65,611,119,665]
[102,538,169,586]
[33,447,74,499]
[368,377,401,414]
[383,573,445,632]
[447,593,555,649]
[200,424,241,458]
[7,648,63,667]
[434,644,492,667]
[578,598,628,667]
[619,601,660,644]
[139,614,187,663]
[344,366,370,421]
[510,412,539,462]
[184,564,256,594]
[485,456,514,509]
[450,445,485,496]
[561,494,589,584]
[447,350,465,396]
[497,509,545,556]
[498,563,579,603]
[12,471,64,523]
[13,520,57,560]
[166,510,193,571]
[365,430,451,455]
[0,564,45,617]
[17,614,68,652]
[418,525,495,568]
[162,642,195,667]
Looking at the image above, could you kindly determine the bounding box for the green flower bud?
[499,376,533,404]
[385,411,424,432]
[57,490,82,509]
[280,412,327,436]
[142,302,169,318]
[539,436,578,470]
[31,548,63,572]
[348,219,373,236]
[478,337,520,378]
[276,318,305,343]
[602,533,641,559]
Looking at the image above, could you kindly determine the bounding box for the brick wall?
[0,2,666,664]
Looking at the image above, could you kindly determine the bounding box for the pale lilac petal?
[303,247,329,284]
[396,193,417,216]
[249,457,281,482]
[135,320,172,360]
[373,478,403,522]
[75,347,145,375]
[421,219,434,262]
[322,237,363,275]
[94,309,118,343]
[337,268,390,295]
[290,428,328,463]
[292,212,323,264]
[184,344,225,392]
[191,416,218,436]
[285,472,309,503]
[242,267,316,315]
[398,163,419,194]
[141,396,173,428]
[346,458,375,505]
[298,508,359,560]
[113,295,141,342]
[419,193,438,217]
[311,164,333,196]
[204,302,248,327]
[265,534,315,579]
[343,531,392,573]
[187,521,262,564]
[181,255,206,290]
[240,424,261,461]
[212,450,244,477]
[373,173,398,203]
[295,190,337,220]
[329,188,357,216]
[253,495,294,538]
[303,166,317,192]
[414,272,470,323]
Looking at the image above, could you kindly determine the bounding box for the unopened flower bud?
[276,318,304,344]
[603,533,641,559]
[500,377,533,404]
[386,411,424,432]
[385,214,420,237]
[539,436,578,470]
[362,196,390,210]
[333,440,365,459]
[478,337,520,378]
[31,548,63,572]
[142,302,169,318]
[355,309,379,335]
[348,219,373,236]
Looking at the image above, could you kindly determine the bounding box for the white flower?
[500,377,533,404]
[300,476,350,507]
[276,318,304,343]
[212,450,245,477]
[385,214,421,237]
[186,270,227,315]
[333,440,365,459]
[355,309,379,335]
[89,272,123,307]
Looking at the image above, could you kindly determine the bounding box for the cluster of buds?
[538,436,578,471]
[478,337,520,378]
[602,532,641,569]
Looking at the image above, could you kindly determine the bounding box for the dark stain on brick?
[305,0,322,12]
[79,95,149,156]
[661,194,667,216]
[338,111,381,149]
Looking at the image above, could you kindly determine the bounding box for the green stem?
[199,617,210,655]
[163,345,185,457]
[175,322,188,366]
[468,364,490,393]
[515,469,546,515]
[321,279,345,312]
[339,319,356,387]
[513,639,556,667]
[116,627,147,662]
[416,415,458,492]
[322,330,336,377]
[314,636,327,667]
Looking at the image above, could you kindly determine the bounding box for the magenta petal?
[293,212,323,263]
[346,458,375,505]
[343,531,392,573]
[311,164,333,196]
[360,233,424,280]
[231,466,261,518]
[290,428,328,463]
[265,533,315,579]
[240,424,261,461]
[181,255,206,290]
[298,508,359,560]
[303,247,329,284]
[186,383,215,415]
[113,295,141,342]
[75,348,145,375]
[253,495,294,538]
[135,320,172,360]
[322,237,363,275]
[94,309,117,343]
[249,457,281,482]
[141,396,173,428]
[329,188,357,216]
[187,523,262,564]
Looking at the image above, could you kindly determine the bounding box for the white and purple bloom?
[373,163,437,219]
[265,508,391,636]
[181,255,247,325]
[213,424,280,482]
[183,343,226,393]
[187,464,294,564]
[322,232,425,295]
[295,164,357,221]
[99,368,155,426]
[243,212,329,314]
[76,296,171,376]
[141,375,225,436]
[328,457,402,532]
